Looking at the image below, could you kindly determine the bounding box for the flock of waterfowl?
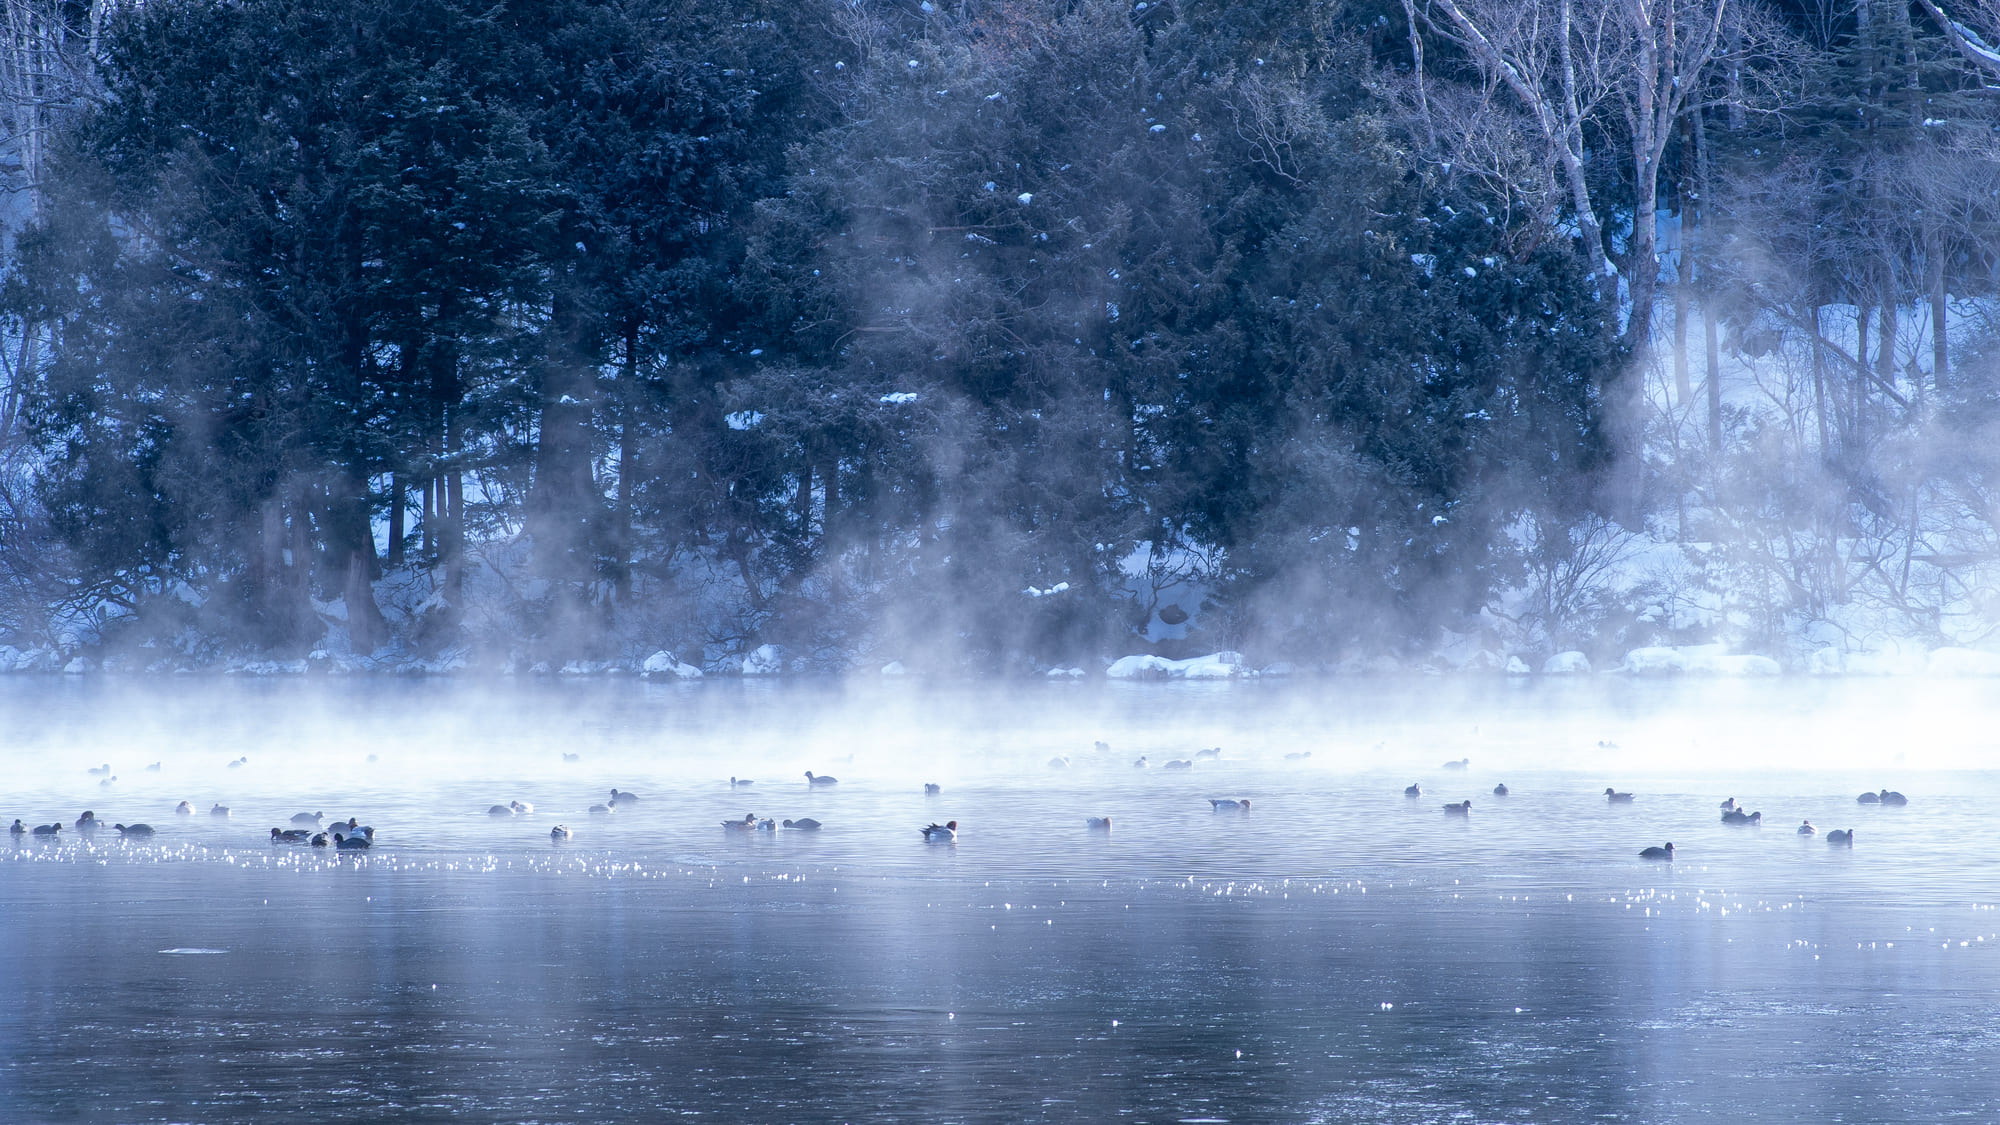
[8,755,1913,858]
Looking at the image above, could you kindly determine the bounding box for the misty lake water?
[4,674,2000,1123]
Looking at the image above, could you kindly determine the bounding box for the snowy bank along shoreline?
[6,640,2000,679]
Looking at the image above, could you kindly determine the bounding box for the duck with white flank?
[589,803,614,816]
[921,821,958,842]
[782,818,822,831]
[1087,816,1112,831]
[550,825,572,842]
[74,811,98,832]
[722,814,759,831]
[1640,842,1675,860]
[175,801,193,815]
[328,818,374,840]
[1404,783,1422,797]
[290,811,323,825]
[8,819,21,836]
[1604,788,1635,803]
[1797,820,1817,836]
[1209,798,1250,812]
[1443,801,1471,815]
[805,772,837,787]
[1826,829,1855,845]
[488,804,515,818]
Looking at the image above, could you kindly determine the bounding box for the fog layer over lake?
[4,677,1998,1122]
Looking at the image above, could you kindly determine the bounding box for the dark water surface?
[4,676,1999,1122]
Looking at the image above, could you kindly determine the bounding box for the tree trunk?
[529,285,601,591]
[1931,255,1948,389]
[388,472,405,566]
[1705,298,1722,450]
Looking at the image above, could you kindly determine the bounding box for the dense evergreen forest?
[1,0,1999,674]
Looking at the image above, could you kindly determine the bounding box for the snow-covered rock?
[1807,647,1844,675]
[641,650,702,678]
[1621,644,1781,676]
[1045,666,1085,678]
[1543,651,1592,675]
[742,644,785,675]
[62,656,94,675]
[1842,641,1926,676]
[1928,647,2000,676]
[1505,656,1531,675]
[1105,651,1250,680]
[881,660,909,676]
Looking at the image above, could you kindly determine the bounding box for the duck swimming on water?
[1721,809,1762,825]
[1639,842,1675,860]
[8,819,21,836]
[550,825,572,842]
[175,801,193,815]
[271,828,310,843]
[31,822,60,837]
[114,823,154,837]
[1492,783,1509,796]
[1604,788,1635,803]
[1209,798,1250,812]
[1087,816,1112,831]
[210,804,230,817]
[920,821,958,842]
[1798,820,1817,836]
[1443,800,1471,815]
[1405,784,1422,797]
[924,783,941,796]
[610,789,641,806]
[333,832,370,850]
[782,818,822,831]
[1826,828,1854,845]
[805,772,837,787]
